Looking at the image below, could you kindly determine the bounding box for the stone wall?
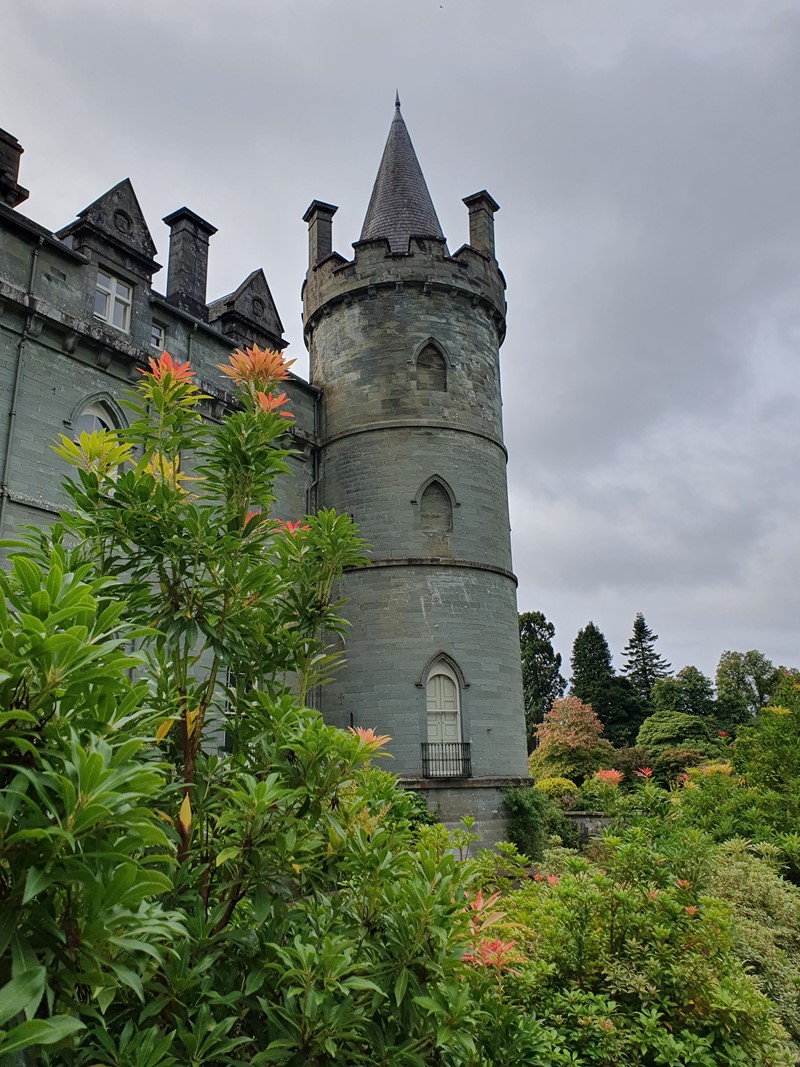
[304,235,529,787]
[0,204,316,536]
[402,776,526,850]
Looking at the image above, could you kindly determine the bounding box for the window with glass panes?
[150,322,166,350]
[94,270,132,332]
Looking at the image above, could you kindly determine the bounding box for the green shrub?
[607,744,651,785]
[528,740,615,785]
[707,839,800,1049]
[503,786,577,859]
[653,744,716,782]
[492,829,795,1065]
[676,771,797,844]
[534,776,579,801]
[636,708,720,750]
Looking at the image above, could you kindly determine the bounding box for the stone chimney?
[162,207,217,319]
[0,129,29,208]
[303,200,338,267]
[463,190,499,260]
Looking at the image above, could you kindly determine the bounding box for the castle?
[0,102,529,840]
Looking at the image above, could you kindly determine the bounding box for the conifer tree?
[621,613,672,702]
[570,622,647,747]
[519,611,566,752]
[570,621,614,700]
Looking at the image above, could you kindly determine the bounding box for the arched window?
[426,662,460,741]
[424,660,468,776]
[420,480,452,534]
[75,401,115,436]
[416,343,447,391]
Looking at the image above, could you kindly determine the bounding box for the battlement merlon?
[301,226,507,346]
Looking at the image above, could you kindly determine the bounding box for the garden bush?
[0,349,484,1066]
[533,776,579,804]
[489,829,795,1065]
[707,839,800,1047]
[503,786,577,859]
[1,345,795,1067]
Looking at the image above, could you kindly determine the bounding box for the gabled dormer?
[207,268,285,351]
[56,178,160,283]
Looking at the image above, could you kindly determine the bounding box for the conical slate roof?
[359,97,445,253]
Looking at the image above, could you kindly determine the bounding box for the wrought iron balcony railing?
[421,741,472,779]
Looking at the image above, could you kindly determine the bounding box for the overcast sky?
[5,0,800,679]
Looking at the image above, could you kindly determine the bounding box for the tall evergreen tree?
[621,613,671,702]
[570,621,614,700]
[570,622,646,747]
[519,611,566,752]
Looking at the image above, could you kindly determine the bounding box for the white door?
[426,666,461,774]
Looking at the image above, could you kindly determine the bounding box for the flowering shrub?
[593,767,623,786]
[492,830,795,1065]
[578,767,626,815]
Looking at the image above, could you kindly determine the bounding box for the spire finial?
[395,90,401,110]
[360,95,446,252]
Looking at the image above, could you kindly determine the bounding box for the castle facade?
[0,104,528,840]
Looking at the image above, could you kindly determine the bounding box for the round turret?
[302,104,529,841]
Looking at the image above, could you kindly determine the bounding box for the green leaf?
[0,967,46,1027]
[394,968,408,1006]
[215,847,240,868]
[344,976,383,994]
[22,866,50,905]
[0,1016,84,1055]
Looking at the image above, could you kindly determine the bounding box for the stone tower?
[303,99,529,836]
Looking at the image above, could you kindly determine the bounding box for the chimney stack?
[303,200,338,268]
[0,129,29,209]
[162,207,217,320]
[463,190,499,260]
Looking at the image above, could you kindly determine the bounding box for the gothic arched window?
[420,480,452,534]
[416,343,447,392]
[423,659,470,777]
[426,662,461,743]
[75,400,115,436]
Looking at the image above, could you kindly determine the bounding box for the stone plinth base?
[399,775,531,849]
[562,811,612,846]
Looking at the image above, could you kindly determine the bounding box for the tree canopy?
[570,622,646,746]
[651,665,716,718]
[716,649,780,719]
[519,611,566,752]
[570,621,614,699]
[621,612,672,701]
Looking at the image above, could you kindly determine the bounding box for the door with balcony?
[425,663,465,776]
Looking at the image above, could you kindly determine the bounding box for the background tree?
[570,622,646,746]
[529,695,614,783]
[621,612,672,702]
[570,621,614,699]
[651,665,716,718]
[716,650,780,720]
[519,611,566,752]
[733,670,800,793]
